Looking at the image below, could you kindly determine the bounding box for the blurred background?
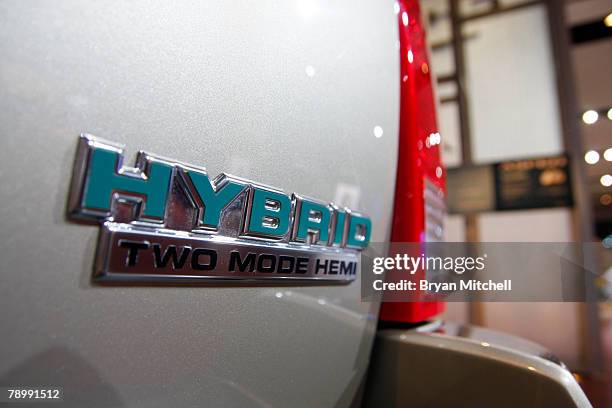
[419,0,611,405]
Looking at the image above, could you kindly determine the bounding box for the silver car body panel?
[0,1,399,406]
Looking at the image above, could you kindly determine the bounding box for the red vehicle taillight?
[379,0,446,323]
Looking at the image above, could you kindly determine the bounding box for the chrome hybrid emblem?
[67,134,372,284]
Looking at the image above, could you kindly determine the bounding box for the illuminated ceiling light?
[305,65,315,77]
[608,108,612,121]
[297,0,319,19]
[373,126,384,138]
[601,174,612,187]
[600,194,612,206]
[584,150,600,164]
[407,49,414,63]
[582,110,599,125]
[605,12,612,27]
[604,148,612,162]
[402,11,409,26]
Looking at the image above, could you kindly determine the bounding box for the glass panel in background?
[438,102,463,167]
[436,80,457,100]
[422,0,452,45]
[477,208,581,368]
[420,0,463,168]
[429,46,456,77]
[463,4,563,163]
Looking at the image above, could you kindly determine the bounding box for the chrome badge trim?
[67,134,372,284]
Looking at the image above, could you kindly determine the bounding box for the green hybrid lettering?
[346,214,372,249]
[83,148,172,219]
[295,200,331,244]
[247,188,291,237]
[185,171,245,229]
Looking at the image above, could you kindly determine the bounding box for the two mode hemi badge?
[67,135,371,284]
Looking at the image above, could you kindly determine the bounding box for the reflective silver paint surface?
[0,1,399,406]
